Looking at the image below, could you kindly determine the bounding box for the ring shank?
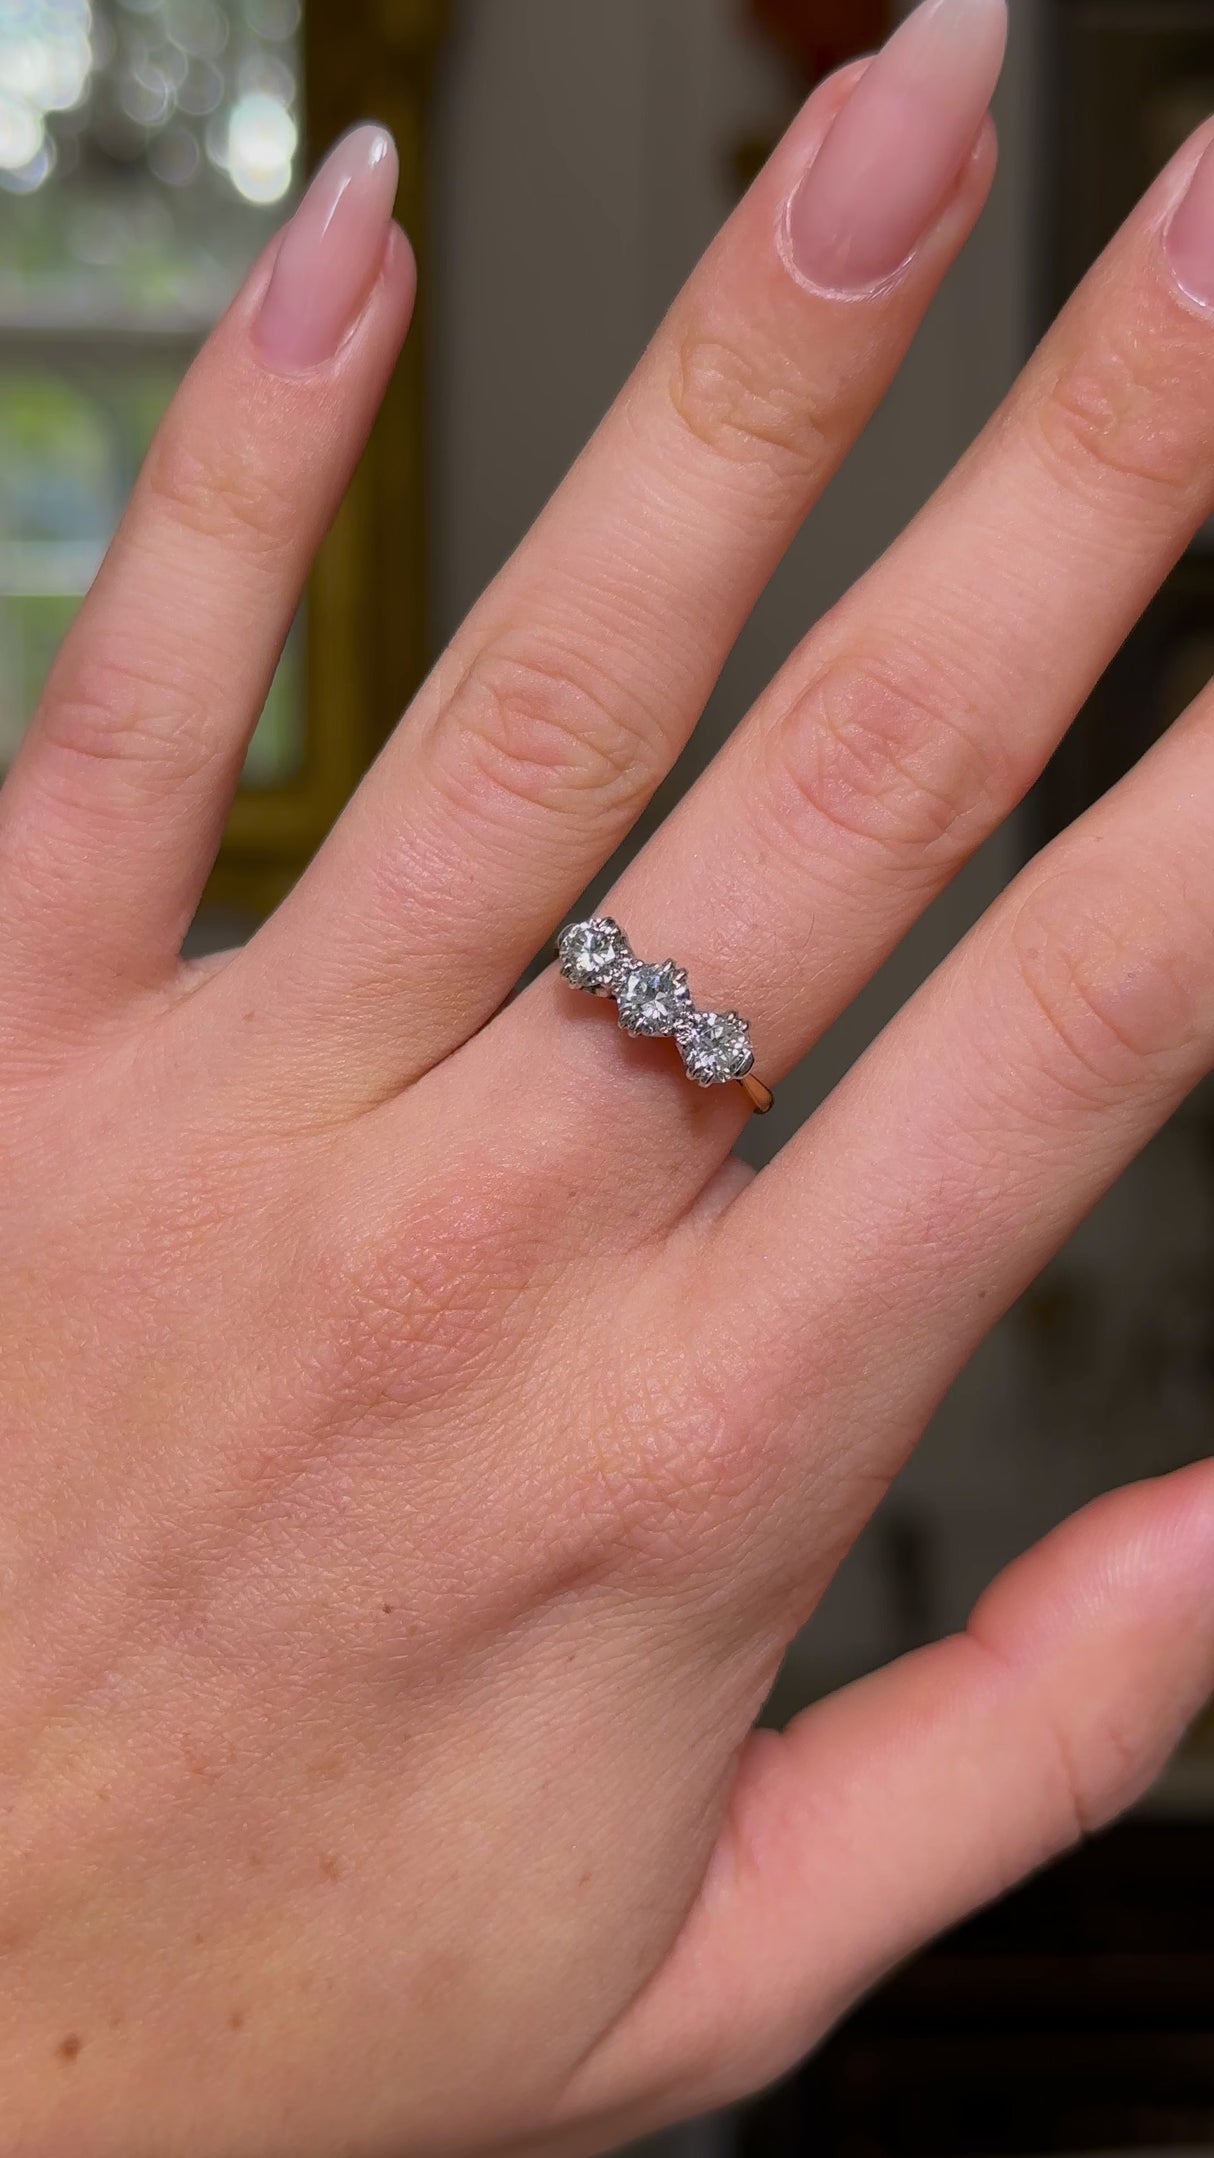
[740,1073,773,1114]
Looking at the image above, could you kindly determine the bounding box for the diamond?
[557,916,632,997]
[615,958,692,1038]
[674,1009,755,1086]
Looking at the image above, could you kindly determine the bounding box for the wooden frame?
[206,0,446,914]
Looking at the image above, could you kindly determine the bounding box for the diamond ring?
[556,917,773,1114]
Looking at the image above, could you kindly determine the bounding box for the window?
[0,0,306,777]
[0,0,443,913]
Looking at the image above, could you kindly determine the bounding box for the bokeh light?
[0,0,299,204]
[222,85,294,200]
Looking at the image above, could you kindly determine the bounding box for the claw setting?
[557,916,633,997]
[675,1008,754,1086]
[556,917,757,1090]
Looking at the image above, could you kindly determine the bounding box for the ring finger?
[481,109,1214,1222]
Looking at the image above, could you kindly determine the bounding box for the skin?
[3,27,1214,2158]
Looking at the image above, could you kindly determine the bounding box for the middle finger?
[214,0,1005,1112]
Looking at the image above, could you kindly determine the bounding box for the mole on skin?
[56,2034,82,2062]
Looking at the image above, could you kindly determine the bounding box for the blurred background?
[3,0,1214,2149]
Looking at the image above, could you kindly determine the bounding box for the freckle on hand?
[56,2033,82,2062]
[228,2009,245,2032]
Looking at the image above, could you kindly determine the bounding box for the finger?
[214,0,1006,1112]
[0,126,414,1039]
[703,648,1214,1570]
[483,111,1214,1222]
[622,107,1214,1083]
[565,1463,1214,2136]
[489,105,1214,1234]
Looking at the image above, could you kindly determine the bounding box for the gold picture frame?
[205,0,446,914]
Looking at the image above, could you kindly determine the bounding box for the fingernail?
[783,0,1007,296]
[255,123,399,371]
[1165,133,1214,310]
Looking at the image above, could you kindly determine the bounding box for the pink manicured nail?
[255,123,399,371]
[784,0,1007,295]
[1165,134,1214,310]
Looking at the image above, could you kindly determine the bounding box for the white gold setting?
[674,1008,754,1087]
[556,916,633,996]
[615,958,693,1039]
[555,916,772,1111]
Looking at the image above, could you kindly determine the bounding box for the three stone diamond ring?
[557,917,774,1114]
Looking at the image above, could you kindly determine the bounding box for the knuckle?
[140,415,295,560]
[970,1623,1095,1846]
[35,647,220,800]
[432,638,663,827]
[760,649,1004,869]
[586,1324,778,1584]
[1035,329,1197,504]
[971,1622,1149,1847]
[1074,1700,1158,1831]
[1006,867,1200,1106]
[666,310,831,480]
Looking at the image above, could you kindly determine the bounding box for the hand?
[4,2,1214,2151]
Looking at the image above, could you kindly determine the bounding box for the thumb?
[569,1461,1214,2139]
